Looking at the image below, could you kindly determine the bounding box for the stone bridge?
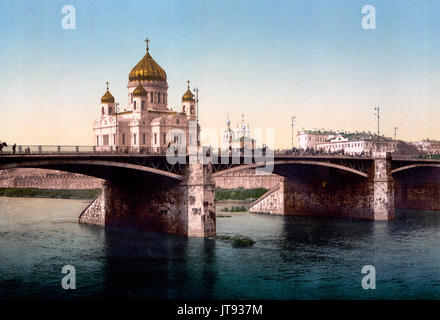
[1,147,439,237]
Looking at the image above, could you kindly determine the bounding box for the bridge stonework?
[248,181,284,215]
[394,167,440,211]
[78,189,106,226]
[4,151,440,237]
[250,156,395,220]
[372,157,395,220]
[79,162,216,237]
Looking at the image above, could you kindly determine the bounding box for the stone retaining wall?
[213,168,280,189]
[0,168,103,189]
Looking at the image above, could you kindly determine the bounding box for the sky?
[0,0,439,148]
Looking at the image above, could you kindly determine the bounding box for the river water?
[0,197,439,300]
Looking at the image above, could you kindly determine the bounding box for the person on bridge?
[0,141,7,153]
[12,143,16,154]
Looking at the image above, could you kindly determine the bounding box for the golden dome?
[101,81,115,103]
[101,90,115,103]
[133,82,148,97]
[129,40,167,82]
[182,80,195,102]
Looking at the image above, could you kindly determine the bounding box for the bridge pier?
[371,156,394,220]
[250,156,395,220]
[79,162,216,237]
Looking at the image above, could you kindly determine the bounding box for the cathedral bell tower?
[181,80,196,121]
[100,81,115,115]
[132,80,148,112]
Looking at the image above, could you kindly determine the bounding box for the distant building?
[222,115,255,150]
[297,129,338,150]
[94,39,197,152]
[412,139,440,154]
[298,129,399,156]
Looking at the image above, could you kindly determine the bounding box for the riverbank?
[0,187,266,202]
[0,187,101,200]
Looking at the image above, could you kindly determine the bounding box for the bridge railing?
[0,145,169,156]
[0,145,427,159]
[272,148,373,158]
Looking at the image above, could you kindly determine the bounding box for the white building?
[318,132,398,156]
[297,129,339,150]
[94,40,197,153]
[298,129,399,156]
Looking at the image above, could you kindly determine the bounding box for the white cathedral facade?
[94,39,197,153]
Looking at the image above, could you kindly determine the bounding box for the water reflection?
[101,228,217,299]
[1,197,440,300]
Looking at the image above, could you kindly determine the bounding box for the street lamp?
[394,126,399,140]
[291,116,296,150]
[193,87,199,148]
[373,106,381,139]
[115,101,119,153]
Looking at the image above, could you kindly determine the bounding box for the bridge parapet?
[0,145,169,155]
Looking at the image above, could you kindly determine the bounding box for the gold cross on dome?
[145,37,150,52]
[187,80,190,89]
[105,81,109,90]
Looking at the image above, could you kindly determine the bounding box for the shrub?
[231,235,255,248]
[0,188,101,199]
[216,234,255,248]
[215,187,268,201]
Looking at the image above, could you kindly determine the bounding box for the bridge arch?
[213,160,369,178]
[0,159,183,181]
[392,164,440,175]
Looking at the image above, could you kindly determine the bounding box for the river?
[0,197,439,299]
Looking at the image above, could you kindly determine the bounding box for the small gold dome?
[182,80,195,102]
[101,90,115,103]
[133,82,148,97]
[129,41,167,82]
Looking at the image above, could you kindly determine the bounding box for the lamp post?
[374,106,381,139]
[291,115,296,150]
[115,101,119,153]
[193,87,199,148]
[394,126,399,140]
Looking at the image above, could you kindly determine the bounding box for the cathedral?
[221,114,255,150]
[94,39,197,152]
